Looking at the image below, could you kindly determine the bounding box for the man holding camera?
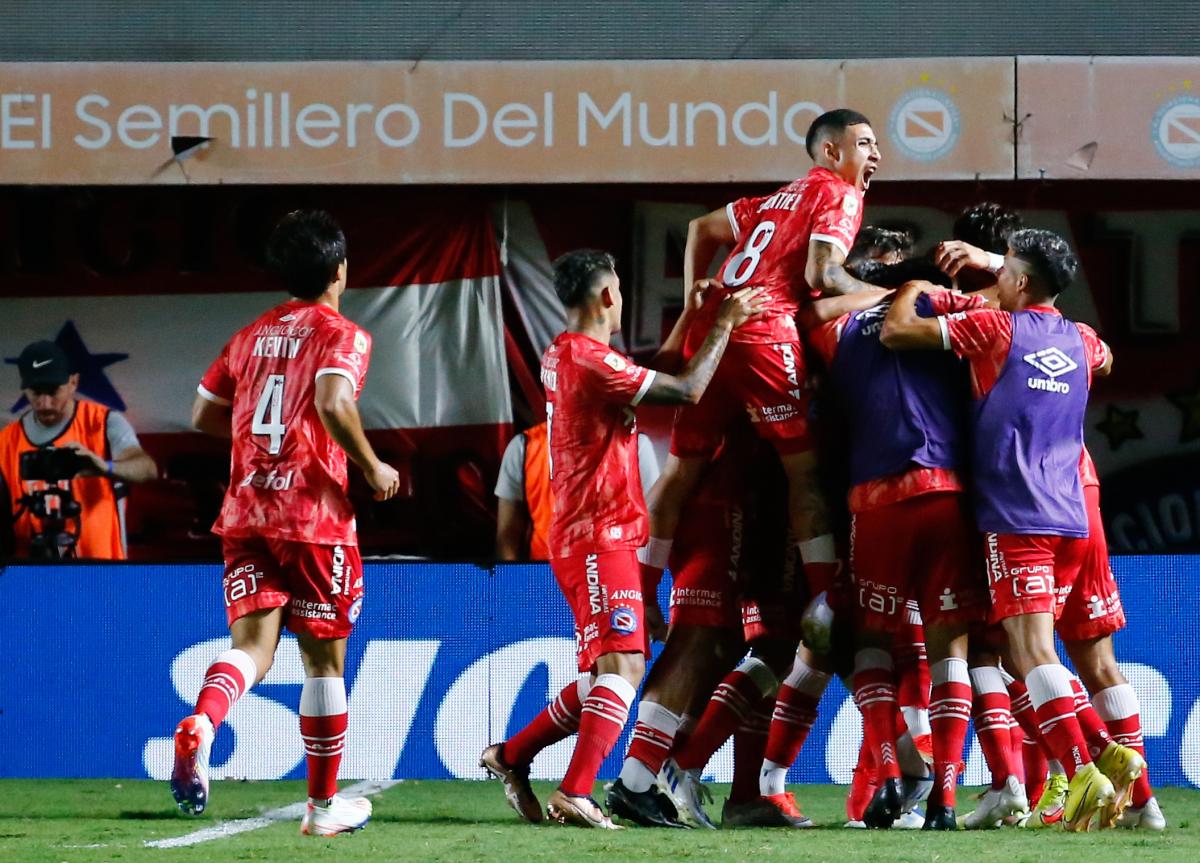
[0,340,157,560]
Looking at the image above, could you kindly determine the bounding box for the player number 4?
[252,374,287,455]
[722,220,775,287]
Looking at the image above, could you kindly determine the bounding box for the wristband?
[986,252,1005,273]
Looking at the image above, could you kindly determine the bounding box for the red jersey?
[808,315,962,513]
[541,332,656,559]
[697,166,864,345]
[939,305,1108,398]
[199,299,372,545]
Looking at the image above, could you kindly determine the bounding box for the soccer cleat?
[658,759,716,829]
[479,743,543,823]
[545,789,622,829]
[1026,772,1068,828]
[863,777,904,829]
[605,779,687,828]
[964,775,1030,829]
[300,795,372,836]
[895,809,926,829]
[171,713,214,815]
[720,793,813,828]
[1117,797,1166,831]
[799,591,835,654]
[1095,741,1146,826]
[922,803,957,830]
[1063,763,1116,832]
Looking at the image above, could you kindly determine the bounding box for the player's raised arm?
[314,374,400,501]
[801,287,893,328]
[880,280,947,350]
[682,209,737,304]
[191,393,232,438]
[805,238,879,296]
[640,287,766,405]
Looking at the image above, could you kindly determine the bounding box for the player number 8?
[722,220,776,287]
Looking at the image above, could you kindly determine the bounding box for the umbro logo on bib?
[1023,347,1078,394]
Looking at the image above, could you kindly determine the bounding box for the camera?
[20,446,91,482]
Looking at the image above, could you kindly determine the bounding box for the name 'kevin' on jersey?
[198,299,372,546]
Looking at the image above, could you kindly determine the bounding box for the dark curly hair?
[1008,228,1079,297]
[553,249,617,309]
[266,209,347,300]
[847,225,915,267]
[953,202,1023,254]
[849,256,953,291]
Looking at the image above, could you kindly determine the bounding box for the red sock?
[1070,677,1113,759]
[1023,735,1047,803]
[762,686,821,768]
[625,701,681,777]
[560,674,634,797]
[929,658,971,807]
[504,678,588,767]
[1093,683,1154,808]
[730,695,773,804]
[1008,716,1027,784]
[847,736,879,821]
[895,611,931,715]
[194,648,256,729]
[969,666,1019,790]
[853,650,901,781]
[674,657,774,771]
[1026,665,1091,778]
[300,677,348,802]
[1007,676,1056,761]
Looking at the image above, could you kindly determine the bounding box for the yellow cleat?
[1095,742,1146,827]
[1026,772,1068,828]
[1063,763,1116,832]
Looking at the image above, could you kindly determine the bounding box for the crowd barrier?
[2,557,1198,786]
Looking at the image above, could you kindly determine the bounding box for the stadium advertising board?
[2,558,1199,787]
[0,60,1013,184]
[1019,56,1200,179]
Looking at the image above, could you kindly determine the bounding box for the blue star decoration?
[1095,404,1144,451]
[5,321,129,413]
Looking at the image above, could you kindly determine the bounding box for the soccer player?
[880,228,1142,831]
[170,210,401,836]
[480,250,763,829]
[640,109,881,657]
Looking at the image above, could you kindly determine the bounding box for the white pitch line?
[145,779,400,848]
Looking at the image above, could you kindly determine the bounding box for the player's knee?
[597,650,646,687]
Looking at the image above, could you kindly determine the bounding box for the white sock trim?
[1092,683,1140,721]
[1025,664,1074,711]
[901,707,932,740]
[931,657,970,687]
[594,673,637,709]
[637,537,673,569]
[737,656,780,698]
[854,647,893,674]
[969,665,1008,696]
[577,674,594,704]
[760,760,788,797]
[299,676,348,717]
[797,534,836,564]
[213,648,258,691]
[634,700,682,737]
[783,655,831,698]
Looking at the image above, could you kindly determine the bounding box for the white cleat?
[300,795,373,836]
[658,759,716,829]
[1117,797,1166,831]
[895,809,925,829]
[844,819,867,829]
[964,775,1029,829]
[171,714,214,815]
[799,592,835,654]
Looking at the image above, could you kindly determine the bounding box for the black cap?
[17,341,72,390]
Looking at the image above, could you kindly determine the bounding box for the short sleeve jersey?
[714,166,864,343]
[939,305,1108,398]
[198,298,372,545]
[541,332,656,558]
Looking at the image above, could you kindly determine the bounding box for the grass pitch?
[1,779,1197,863]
